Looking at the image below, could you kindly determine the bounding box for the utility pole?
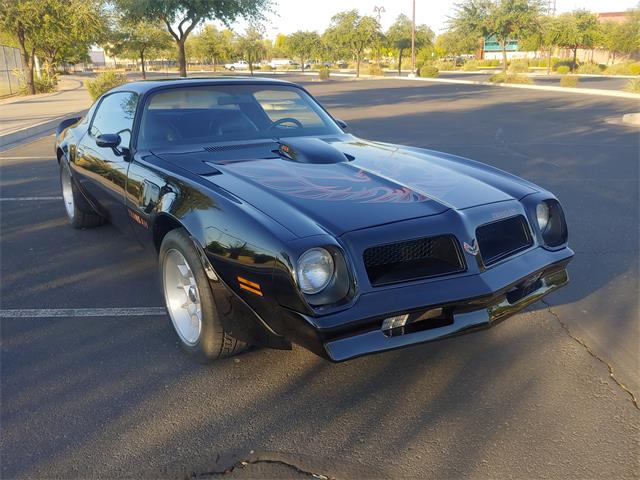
[410,0,416,76]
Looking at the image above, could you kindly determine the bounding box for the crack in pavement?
[191,456,334,479]
[542,300,639,410]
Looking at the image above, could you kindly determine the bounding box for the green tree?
[115,0,272,77]
[451,0,544,74]
[386,14,434,74]
[37,0,107,76]
[189,25,234,69]
[235,26,265,75]
[285,31,320,71]
[0,0,106,94]
[324,10,382,77]
[434,30,478,58]
[554,10,600,70]
[601,8,640,63]
[116,20,172,79]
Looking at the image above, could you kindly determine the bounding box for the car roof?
[109,76,298,95]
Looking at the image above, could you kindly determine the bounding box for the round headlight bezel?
[296,247,335,295]
[536,202,550,232]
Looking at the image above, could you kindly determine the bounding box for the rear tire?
[59,161,105,229]
[160,228,248,362]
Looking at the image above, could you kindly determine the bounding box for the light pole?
[409,0,416,77]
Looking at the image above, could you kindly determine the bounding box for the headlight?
[296,248,335,294]
[536,202,550,232]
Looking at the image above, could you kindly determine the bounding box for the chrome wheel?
[60,164,74,219]
[163,248,202,346]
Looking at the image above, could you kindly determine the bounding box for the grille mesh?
[476,215,533,266]
[364,235,464,286]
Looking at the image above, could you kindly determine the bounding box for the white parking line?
[0,196,63,201]
[0,156,53,160]
[0,307,167,318]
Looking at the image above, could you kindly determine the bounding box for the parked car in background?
[224,60,249,71]
[270,58,296,69]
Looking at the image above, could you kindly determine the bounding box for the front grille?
[363,235,465,286]
[476,215,533,266]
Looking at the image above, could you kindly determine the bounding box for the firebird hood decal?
[220,161,431,204]
[155,138,535,237]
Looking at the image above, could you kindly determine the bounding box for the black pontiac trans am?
[55,77,573,362]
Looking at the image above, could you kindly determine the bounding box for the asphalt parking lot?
[1,76,638,479]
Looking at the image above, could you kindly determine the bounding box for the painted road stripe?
[0,196,63,201]
[0,156,53,160]
[0,307,167,318]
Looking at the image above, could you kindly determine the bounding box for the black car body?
[55,77,573,362]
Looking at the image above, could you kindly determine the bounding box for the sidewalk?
[0,76,92,150]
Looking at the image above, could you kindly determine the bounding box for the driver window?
[90,92,138,148]
[254,89,324,128]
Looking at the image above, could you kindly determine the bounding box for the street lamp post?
[410,0,416,77]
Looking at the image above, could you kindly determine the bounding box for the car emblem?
[463,239,479,256]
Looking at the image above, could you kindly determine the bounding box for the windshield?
[137,84,342,150]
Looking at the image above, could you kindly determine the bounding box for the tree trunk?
[500,40,508,74]
[177,38,187,77]
[547,47,552,75]
[356,53,360,78]
[140,49,146,79]
[16,28,36,95]
[572,47,577,71]
[301,57,304,72]
[612,51,616,64]
[398,48,403,75]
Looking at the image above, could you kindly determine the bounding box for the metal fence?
[0,45,24,97]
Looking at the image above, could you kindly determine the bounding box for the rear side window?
[90,92,138,147]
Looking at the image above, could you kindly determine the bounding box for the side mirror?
[336,118,348,130]
[96,133,121,148]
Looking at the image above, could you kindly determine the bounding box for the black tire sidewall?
[159,228,224,362]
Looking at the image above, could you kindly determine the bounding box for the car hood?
[154,137,539,238]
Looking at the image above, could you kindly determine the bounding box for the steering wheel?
[269,117,303,129]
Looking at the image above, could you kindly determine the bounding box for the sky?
[206,0,639,38]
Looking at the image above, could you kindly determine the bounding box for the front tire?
[160,228,247,362]
[59,161,105,229]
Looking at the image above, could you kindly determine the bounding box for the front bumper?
[279,245,573,361]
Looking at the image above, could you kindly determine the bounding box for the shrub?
[318,67,330,80]
[489,72,532,84]
[624,78,640,93]
[553,60,577,72]
[606,62,640,76]
[435,60,455,71]
[461,60,480,71]
[419,65,439,78]
[576,63,603,74]
[15,69,58,95]
[556,65,570,75]
[261,64,274,71]
[560,75,579,87]
[366,64,384,76]
[508,60,529,73]
[85,71,128,101]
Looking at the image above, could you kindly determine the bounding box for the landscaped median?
[261,69,640,101]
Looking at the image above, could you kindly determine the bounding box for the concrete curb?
[257,70,640,99]
[0,110,87,152]
[622,113,640,126]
